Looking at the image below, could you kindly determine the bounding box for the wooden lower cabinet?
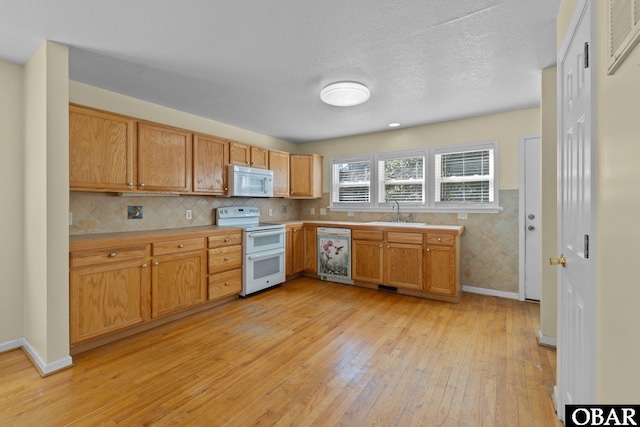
[425,243,457,297]
[303,226,318,274]
[207,230,243,300]
[286,224,304,277]
[70,246,151,345]
[151,251,206,318]
[352,230,423,291]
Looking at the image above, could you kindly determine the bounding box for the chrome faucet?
[393,200,400,222]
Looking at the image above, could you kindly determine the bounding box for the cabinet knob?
[224,238,230,242]
[438,237,442,241]
[251,161,255,165]
[142,263,147,268]
[427,248,430,252]
[379,244,382,248]
[154,261,159,266]
[128,182,133,186]
[140,183,145,187]
[387,245,390,249]
[110,252,116,257]
[178,244,184,248]
[224,187,228,191]
[224,257,229,261]
[224,282,230,286]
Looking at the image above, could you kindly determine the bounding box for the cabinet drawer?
[387,232,423,245]
[208,233,243,249]
[426,234,455,246]
[208,245,243,274]
[152,238,204,256]
[208,269,242,300]
[352,230,383,241]
[70,245,148,269]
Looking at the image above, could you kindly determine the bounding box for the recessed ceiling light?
[320,81,370,107]
[388,122,400,127]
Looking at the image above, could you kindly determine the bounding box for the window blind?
[435,149,494,203]
[331,160,371,203]
[377,156,425,203]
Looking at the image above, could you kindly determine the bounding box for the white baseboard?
[463,285,520,300]
[0,338,72,376]
[0,338,23,353]
[537,330,557,348]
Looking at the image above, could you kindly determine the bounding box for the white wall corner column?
[22,40,72,374]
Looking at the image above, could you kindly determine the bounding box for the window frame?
[329,141,500,213]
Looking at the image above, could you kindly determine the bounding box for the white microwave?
[228,165,274,197]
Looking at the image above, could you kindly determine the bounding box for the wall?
[558,0,640,402]
[23,41,71,368]
[0,60,24,345]
[539,66,558,341]
[297,108,540,293]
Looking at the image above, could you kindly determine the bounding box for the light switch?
[310,207,315,215]
[320,208,327,215]
[458,213,468,220]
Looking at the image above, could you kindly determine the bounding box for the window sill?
[329,206,504,214]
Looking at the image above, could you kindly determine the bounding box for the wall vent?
[608,0,640,74]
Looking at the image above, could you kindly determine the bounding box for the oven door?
[242,248,286,296]
[245,228,286,253]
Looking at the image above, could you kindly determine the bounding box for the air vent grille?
[609,0,640,74]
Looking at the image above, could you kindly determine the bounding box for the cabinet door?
[269,150,290,197]
[69,105,136,191]
[193,134,229,194]
[250,146,269,169]
[292,226,305,274]
[229,141,251,166]
[151,252,205,318]
[385,243,423,290]
[70,260,150,344]
[303,226,317,274]
[352,240,384,284]
[290,154,323,198]
[138,122,192,192]
[425,245,456,296]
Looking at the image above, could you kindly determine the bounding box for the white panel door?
[556,0,596,419]
[520,135,541,301]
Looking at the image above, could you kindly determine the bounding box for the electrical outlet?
[281,205,287,214]
[310,207,315,215]
[320,208,327,216]
[347,211,354,217]
[186,210,192,220]
[268,209,273,216]
[458,213,468,220]
[69,212,73,226]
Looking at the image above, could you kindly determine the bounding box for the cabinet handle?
[154,261,159,266]
[178,244,184,248]
[140,183,145,187]
[251,162,255,165]
[224,257,230,261]
[224,282,230,286]
[142,263,147,268]
[110,252,117,257]
[224,238,230,242]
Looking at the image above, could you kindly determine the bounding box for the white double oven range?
[216,206,286,297]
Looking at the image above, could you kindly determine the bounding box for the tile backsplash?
[70,190,519,294]
[69,192,298,234]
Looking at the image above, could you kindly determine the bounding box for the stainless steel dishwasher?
[316,227,353,285]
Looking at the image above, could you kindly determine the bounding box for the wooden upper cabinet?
[193,134,229,195]
[229,140,268,169]
[250,146,269,169]
[290,154,323,198]
[138,122,192,192]
[269,150,290,197]
[69,105,136,192]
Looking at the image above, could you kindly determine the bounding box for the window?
[330,141,499,212]
[377,153,425,204]
[331,157,371,205]
[435,146,495,206]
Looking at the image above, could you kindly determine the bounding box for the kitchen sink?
[366,221,427,227]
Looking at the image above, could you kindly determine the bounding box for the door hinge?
[584,42,589,68]
[584,234,589,259]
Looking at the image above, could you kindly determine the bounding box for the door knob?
[527,225,535,231]
[549,255,566,268]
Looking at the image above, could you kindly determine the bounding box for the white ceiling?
[0,0,560,143]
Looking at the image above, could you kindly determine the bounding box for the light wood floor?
[0,278,561,426]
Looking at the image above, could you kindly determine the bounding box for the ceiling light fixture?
[388,122,400,127]
[320,81,370,107]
